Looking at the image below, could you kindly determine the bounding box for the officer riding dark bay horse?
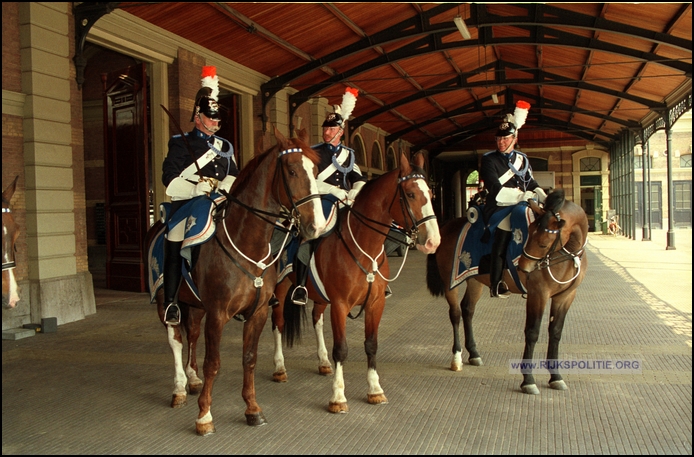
[426,189,588,394]
[2,176,20,309]
[272,152,440,413]
[146,126,326,435]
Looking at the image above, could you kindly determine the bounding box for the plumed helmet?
[496,120,517,137]
[191,66,221,122]
[322,87,359,128]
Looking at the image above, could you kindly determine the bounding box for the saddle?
[147,192,227,302]
[450,202,535,293]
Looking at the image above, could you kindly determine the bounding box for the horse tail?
[282,288,307,348]
[426,253,446,297]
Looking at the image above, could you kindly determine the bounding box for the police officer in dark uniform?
[480,106,545,298]
[161,66,239,325]
[289,106,367,306]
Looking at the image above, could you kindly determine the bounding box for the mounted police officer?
[289,88,367,306]
[480,101,546,298]
[161,66,239,325]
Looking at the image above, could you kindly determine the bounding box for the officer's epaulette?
[172,132,190,139]
[482,150,496,156]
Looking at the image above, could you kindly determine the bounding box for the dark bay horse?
[426,189,588,394]
[146,128,326,435]
[273,152,440,413]
[2,176,20,309]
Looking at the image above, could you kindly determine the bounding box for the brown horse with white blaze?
[273,152,440,413]
[426,189,588,394]
[2,176,20,309]
[146,128,326,435]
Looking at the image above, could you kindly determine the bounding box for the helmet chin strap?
[198,113,220,134]
[327,127,343,146]
[500,136,516,154]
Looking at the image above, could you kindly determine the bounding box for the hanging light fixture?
[454,4,471,40]
[491,93,499,104]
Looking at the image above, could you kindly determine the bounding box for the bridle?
[339,171,435,300]
[2,206,16,272]
[521,210,586,284]
[213,146,321,321]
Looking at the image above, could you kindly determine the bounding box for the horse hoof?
[188,382,203,395]
[521,384,540,395]
[450,362,463,372]
[328,402,349,414]
[318,365,333,376]
[367,393,388,405]
[549,380,568,391]
[171,394,187,408]
[195,421,215,436]
[246,412,267,426]
[273,371,288,383]
[468,357,483,366]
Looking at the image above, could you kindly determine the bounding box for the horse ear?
[528,198,544,215]
[3,176,18,202]
[295,128,309,144]
[398,152,411,174]
[413,152,426,169]
[273,125,288,149]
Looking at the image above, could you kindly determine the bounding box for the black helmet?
[322,112,344,128]
[496,120,516,138]
[191,87,221,122]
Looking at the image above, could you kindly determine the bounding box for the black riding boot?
[290,241,312,306]
[163,238,183,325]
[489,229,512,298]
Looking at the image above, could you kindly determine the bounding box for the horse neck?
[347,172,398,249]
[223,155,279,249]
[560,202,588,253]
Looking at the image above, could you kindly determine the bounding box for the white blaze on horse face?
[414,180,441,254]
[4,269,19,308]
[301,155,327,236]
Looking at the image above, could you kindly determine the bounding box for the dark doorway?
[102,63,151,292]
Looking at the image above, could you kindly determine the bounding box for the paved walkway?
[2,228,691,454]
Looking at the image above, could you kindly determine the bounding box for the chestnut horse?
[426,189,588,394]
[2,176,20,309]
[146,128,326,435]
[273,152,440,413]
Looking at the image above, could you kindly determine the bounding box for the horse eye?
[407,192,415,199]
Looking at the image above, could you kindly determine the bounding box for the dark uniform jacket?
[162,128,238,188]
[312,142,367,191]
[480,149,539,225]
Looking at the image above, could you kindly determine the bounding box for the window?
[528,157,548,171]
[352,135,366,167]
[680,154,692,168]
[371,141,383,170]
[634,155,652,169]
[386,147,397,171]
[580,157,601,172]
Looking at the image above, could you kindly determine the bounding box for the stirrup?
[490,282,511,299]
[268,294,280,307]
[385,285,393,299]
[291,286,308,306]
[164,303,181,325]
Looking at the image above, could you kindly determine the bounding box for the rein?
[521,212,586,285]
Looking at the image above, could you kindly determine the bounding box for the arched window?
[371,141,383,170]
[580,157,601,171]
[386,147,397,171]
[352,134,366,167]
[680,153,692,168]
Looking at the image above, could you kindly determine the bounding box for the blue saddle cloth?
[147,192,226,302]
[450,202,535,293]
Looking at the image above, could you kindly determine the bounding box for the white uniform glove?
[190,180,213,197]
[218,175,236,193]
[533,187,547,203]
[495,187,525,206]
[522,190,536,202]
[347,181,365,204]
[327,186,349,202]
[166,177,195,201]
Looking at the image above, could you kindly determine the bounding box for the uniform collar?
[192,128,213,141]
